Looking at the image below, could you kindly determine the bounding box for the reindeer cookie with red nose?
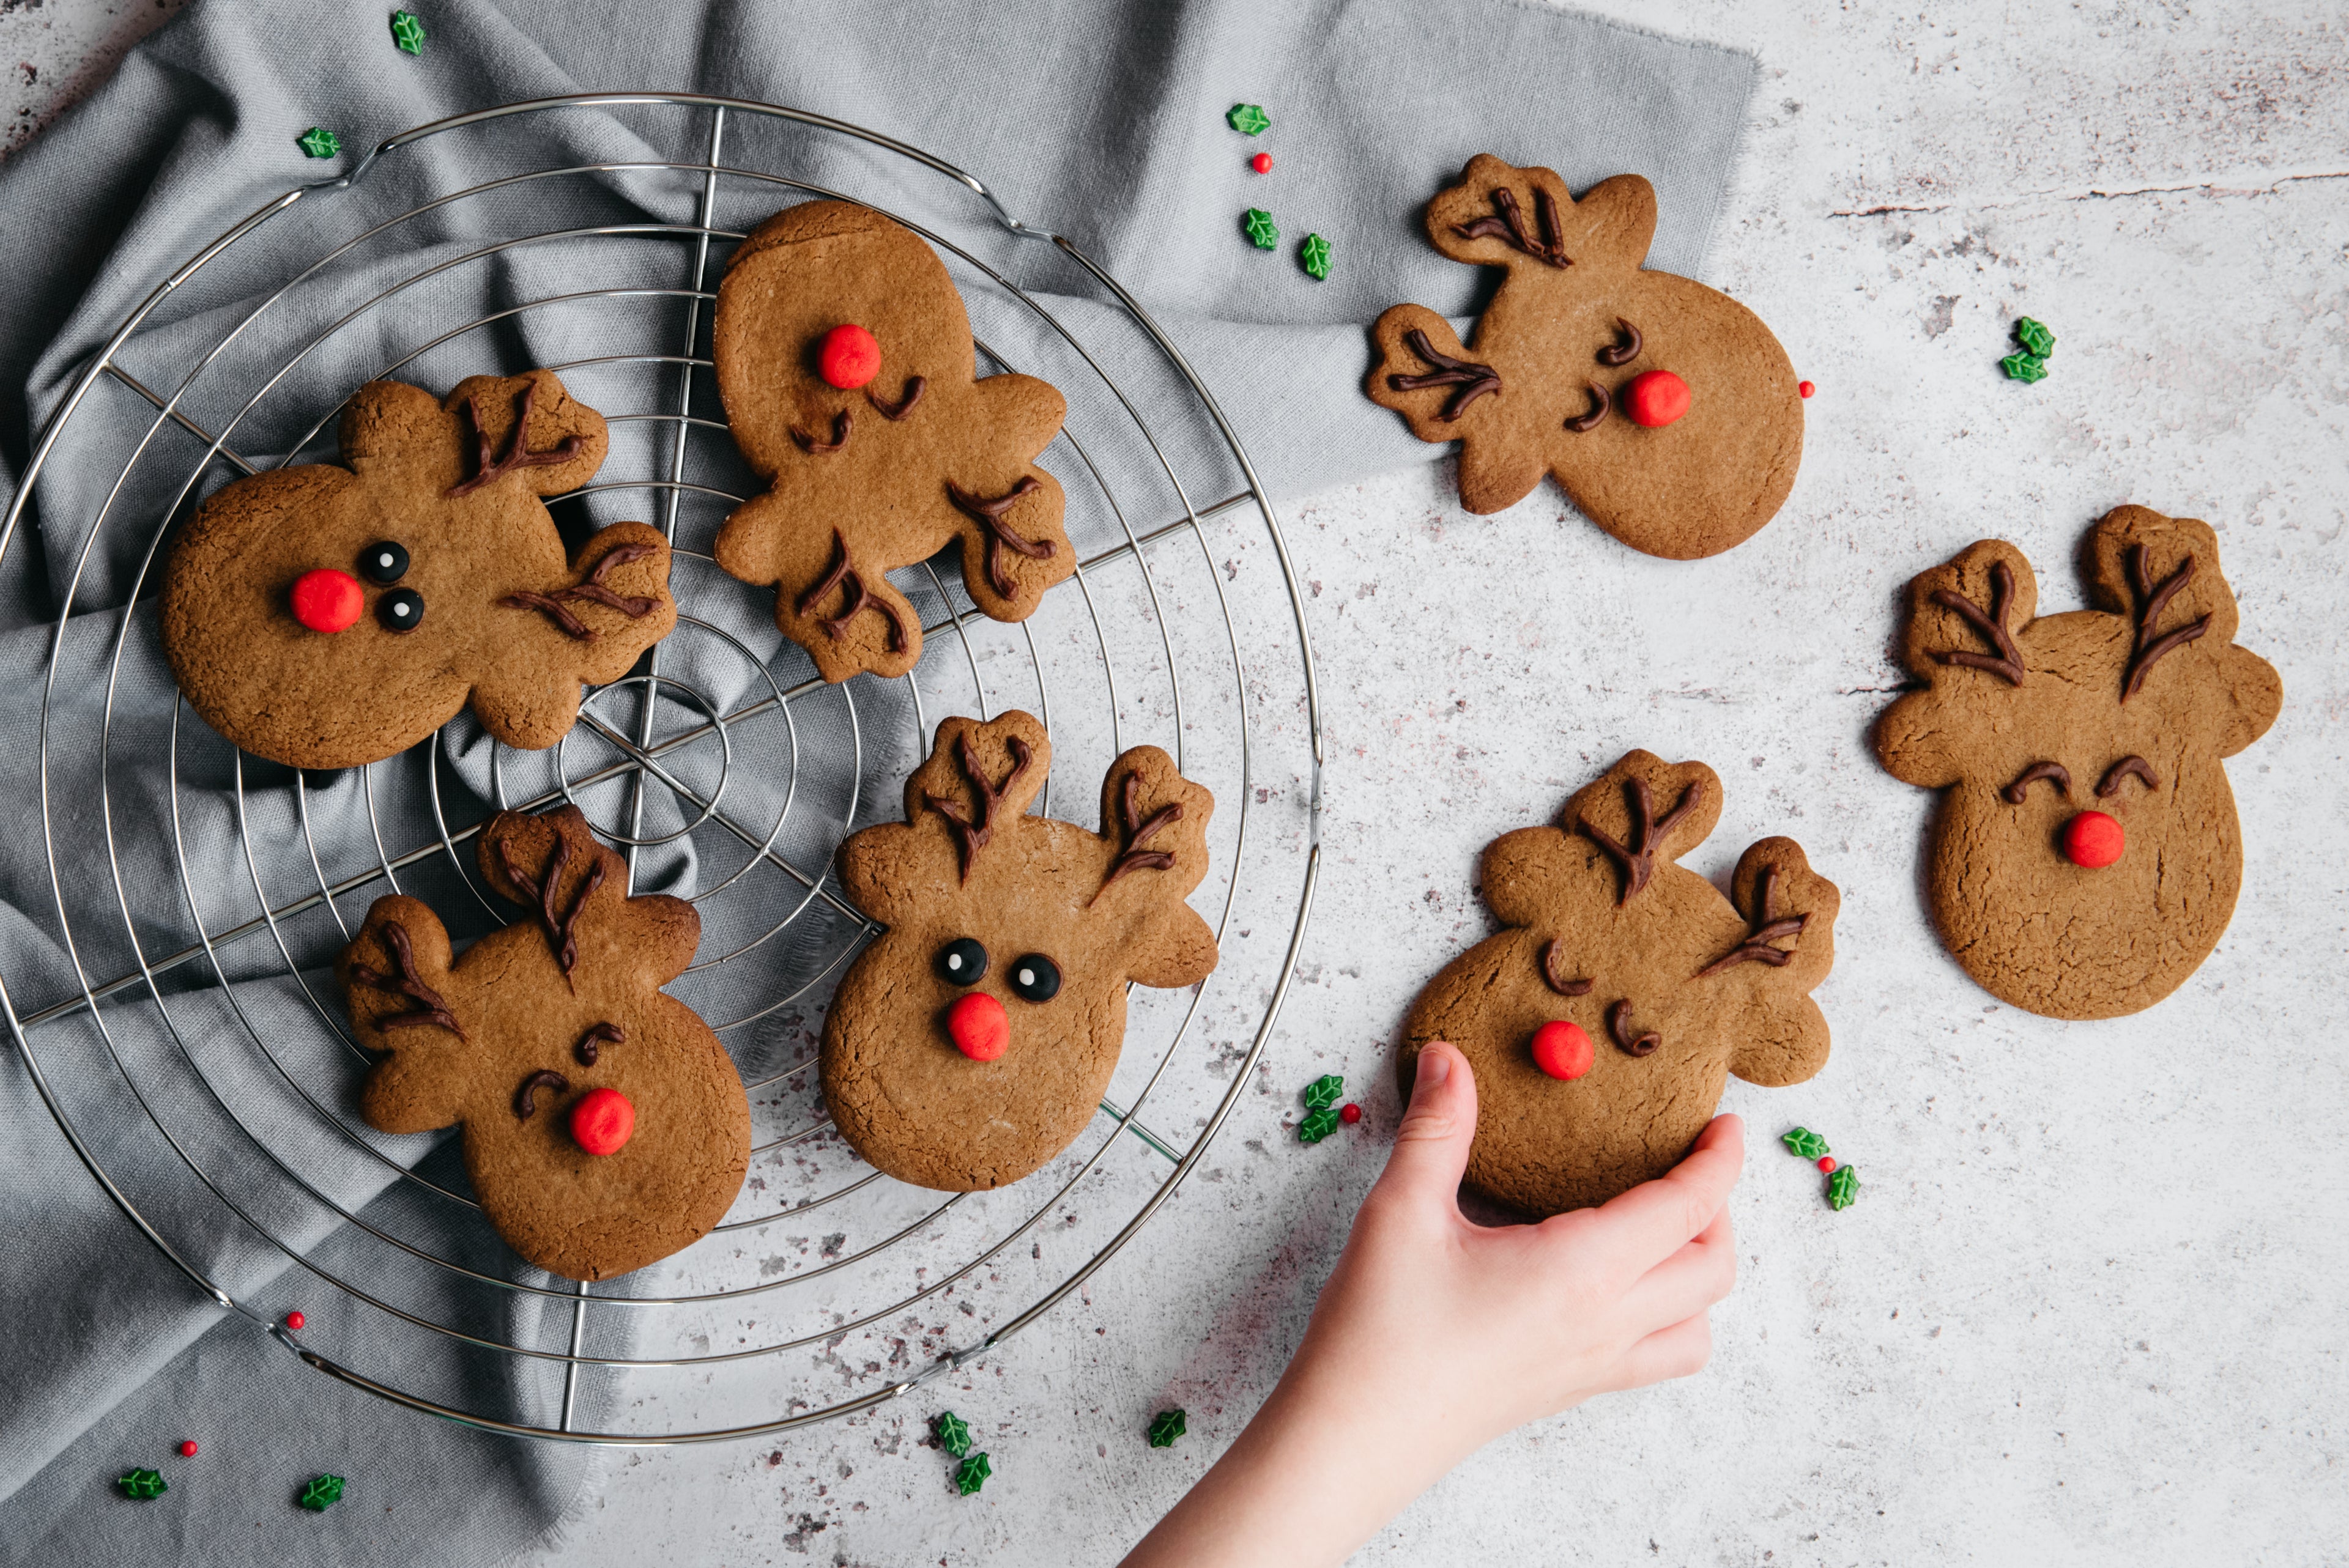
[711,202,1074,684]
[1401,752,1839,1217]
[337,806,749,1281]
[1875,506,2282,1019]
[823,712,1218,1191]
[161,369,676,770]
[1366,153,1804,559]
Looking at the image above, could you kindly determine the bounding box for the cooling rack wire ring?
[0,95,1324,1443]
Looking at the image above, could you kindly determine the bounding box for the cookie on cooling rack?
[161,368,676,770]
[1365,153,1803,559]
[1400,750,1839,1216]
[1874,506,2280,1019]
[338,805,748,1282]
[823,711,1218,1191]
[710,201,1072,684]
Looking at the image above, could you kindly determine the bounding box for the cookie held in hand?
[1365,154,1804,559]
[338,806,749,1281]
[1401,751,1839,1217]
[712,202,1073,683]
[1874,505,2282,1019]
[161,369,675,770]
[823,712,1219,1191]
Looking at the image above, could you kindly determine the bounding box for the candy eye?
[935,936,989,986]
[359,540,410,584]
[377,587,425,632]
[1007,953,1061,1003]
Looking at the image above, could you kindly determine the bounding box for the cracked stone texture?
[7,1,2346,1563]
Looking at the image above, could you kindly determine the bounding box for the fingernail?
[1416,1044,1452,1089]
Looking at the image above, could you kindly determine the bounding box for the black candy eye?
[377,588,425,632]
[1007,953,1060,1003]
[359,541,410,584]
[935,936,988,985]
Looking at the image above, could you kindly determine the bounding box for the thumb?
[1374,1041,1479,1208]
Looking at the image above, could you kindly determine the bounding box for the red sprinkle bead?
[1339,1103,1362,1125]
[946,991,1009,1062]
[816,324,881,390]
[284,1311,306,1331]
[1817,1156,1837,1174]
[289,568,363,634]
[179,1440,198,1459]
[1250,152,1273,174]
[1530,1019,1596,1081]
[1622,369,1691,428]
[2063,810,2125,869]
[570,1087,636,1156]
[1798,380,1816,398]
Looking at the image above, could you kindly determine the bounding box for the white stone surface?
[7,2,2346,1563]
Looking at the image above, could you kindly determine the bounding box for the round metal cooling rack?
[0,95,1323,1443]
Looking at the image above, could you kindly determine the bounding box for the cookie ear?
[1727,988,1833,1090]
[899,712,1053,884]
[341,895,473,1134]
[2214,643,2283,757]
[1872,690,1964,789]
[1128,903,1219,990]
[1479,824,1601,930]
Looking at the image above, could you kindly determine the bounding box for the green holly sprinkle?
[1244,209,1279,250]
[295,127,341,160]
[1827,1165,1860,1211]
[117,1468,168,1500]
[1781,1126,1830,1161]
[934,1411,973,1459]
[1300,233,1332,281]
[954,1452,992,1496]
[297,1474,345,1512]
[1148,1409,1187,1448]
[2000,352,2048,383]
[1304,1074,1344,1112]
[1298,1106,1341,1144]
[390,10,426,54]
[1226,103,1270,136]
[2013,316,2056,358]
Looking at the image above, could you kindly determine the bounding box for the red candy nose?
[946,991,1009,1062]
[2063,810,2125,869]
[817,324,881,390]
[1622,369,1691,427]
[1530,1019,1595,1081]
[570,1087,635,1156]
[289,568,364,634]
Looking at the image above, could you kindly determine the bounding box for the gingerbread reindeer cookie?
[162,369,675,770]
[1366,154,1805,559]
[823,712,1219,1191]
[1401,751,1839,1216]
[1874,506,2282,1019]
[338,806,749,1281]
[711,202,1073,683]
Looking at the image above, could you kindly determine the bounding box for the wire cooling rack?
[0,95,1323,1443]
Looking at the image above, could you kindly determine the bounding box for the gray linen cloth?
[0,0,1757,1561]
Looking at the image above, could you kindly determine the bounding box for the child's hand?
[1122,1041,1743,1568]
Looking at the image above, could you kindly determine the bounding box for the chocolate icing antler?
[1540,939,1593,997]
[348,919,466,1041]
[867,376,926,421]
[1386,329,1502,422]
[1577,776,1705,906]
[1093,774,1184,902]
[1694,865,1811,978]
[1452,184,1572,268]
[1608,999,1660,1057]
[445,379,587,498]
[946,477,1056,599]
[796,528,908,652]
[500,541,662,642]
[2098,756,2159,796]
[923,732,1035,881]
[2001,761,2072,805]
[2121,545,2211,701]
[792,410,852,454]
[498,832,605,984]
[1928,561,2027,687]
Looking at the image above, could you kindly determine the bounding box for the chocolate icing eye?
[935,936,988,986]
[1006,953,1060,1003]
[359,540,410,583]
[377,587,425,632]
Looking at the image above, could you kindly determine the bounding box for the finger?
[1370,1041,1479,1214]
[1614,1312,1715,1391]
[1620,1200,1737,1333]
[1577,1114,1745,1281]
